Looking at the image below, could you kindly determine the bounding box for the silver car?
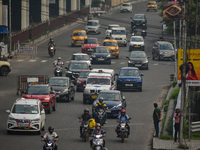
[85,20,101,34]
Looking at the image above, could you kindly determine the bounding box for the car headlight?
[84,89,90,94]
[118,78,123,81]
[44,98,50,100]
[159,51,164,55]
[128,60,132,63]
[72,38,75,41]
[67,71,72,74]
[8,116,16,121]
[91,55,96,58]
[143,60,148,63]
[141,44,144,46]
[32,118,40,122]
[107,54,111,57]
[135,78,141,81]
[62,89,68,94]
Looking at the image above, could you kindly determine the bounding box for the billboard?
[178,49,200,86]
[163,2,185,20]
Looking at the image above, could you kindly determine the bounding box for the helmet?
[121,109,126,113]
[84,108,89,113]
[99,97,104,103]
[96,123,101,130]
[58,57,61,60]
[48,126,54,133]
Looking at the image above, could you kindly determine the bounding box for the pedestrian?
[174,108,180,142]
[153,103,161,137]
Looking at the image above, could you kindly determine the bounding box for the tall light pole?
[9,0,12,54]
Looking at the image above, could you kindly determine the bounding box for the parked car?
[49,77,75,102]
[116,67,143,91]
[152,41,175,61]
[76,70,91,92]
[92,90,126,118]
[105,24,120,39]
[129,36,145,51]
[0,60,11,76]
[81,38,101,54]
[131,14,147,29]
[70,53,91,66]
[6,98,46,134]
[85,20,101,34]
[71,30,87,47]
[22,84,56,114]
[120,3,132,13]
[127,51,149,70]
[102,39,119,59]
[110,27,127,47]
[91,46,111,64]
[147,1,157,12]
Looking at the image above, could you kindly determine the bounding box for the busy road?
[0,1,175,150]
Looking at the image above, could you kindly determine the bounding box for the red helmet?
[121,109,126,113]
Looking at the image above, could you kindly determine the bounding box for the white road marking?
[120,62,125,65]
[153,63,158,65]
[111,61,116,64]
[29,60,36,62]
[17,59,24,62]
[66,61,70,63]
[41,60,47,63]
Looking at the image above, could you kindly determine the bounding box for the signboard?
[27,78,39,83]
[163,2,184,20]
[178,49,200,86]
[49,0,56,4]
[19,47,33,50]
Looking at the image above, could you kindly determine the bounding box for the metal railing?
[191,121,200,132]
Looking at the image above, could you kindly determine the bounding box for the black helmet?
[48,126,54,133]
[84,108,89,112]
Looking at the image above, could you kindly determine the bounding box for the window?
[12,104,39,114]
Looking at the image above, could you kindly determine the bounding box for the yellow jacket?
[88,118,96,129]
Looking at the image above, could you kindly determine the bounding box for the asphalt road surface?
[0,1,175,150]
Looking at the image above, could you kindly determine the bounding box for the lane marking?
[17,59,24,62]
[66,61,70,63]
[111,61,116,64]
[120,62,125,65]
[153,63,158,65]
[29,60,37,62]
[41,60,47,63]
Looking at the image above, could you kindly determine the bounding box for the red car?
[22,84,56,114]
[76,70,91,92]
[81,38,100,54]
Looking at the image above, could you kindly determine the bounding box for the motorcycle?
[116,120,130,143]
[54,65,63,76]
[41,136,58,150]
[95,109,106,126]
[141,30,147,38]
[48,44,55,57]
[91,134,107,150]
[81,121,90,142]
[131,26,137,36]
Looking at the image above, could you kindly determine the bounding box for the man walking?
[153,103,161,137]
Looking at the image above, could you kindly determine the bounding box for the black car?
[91,46,111,64]
[92,90,126,118]
[127,51,149,70]
[49,77,75,102]
[131,14,147,29]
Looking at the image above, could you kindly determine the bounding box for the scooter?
[48,44,55,57]
[54,65,63,76]
[91,134,107,150]
[41,136,58,150]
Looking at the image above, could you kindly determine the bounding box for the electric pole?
[195,0,198,48]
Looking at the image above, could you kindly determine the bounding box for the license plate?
[18,123,29,127]
[135,46,141,48]
[91,95,97,98]
[124,10,127,11]
[89,29,94,31]
[125,84,133,86]
[106,110,111,113]
[98,58,104,61]
[135,64,141,67]
[88,49,93,51]
[76,41,82,43]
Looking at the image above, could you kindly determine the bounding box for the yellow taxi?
[147,1,157,12]
[102,39,119,59]
[71,30,87,47]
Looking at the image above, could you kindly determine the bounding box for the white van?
[110,27,127,47]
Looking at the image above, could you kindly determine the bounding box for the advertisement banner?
[163,2,185,20]
[178,49,200,86]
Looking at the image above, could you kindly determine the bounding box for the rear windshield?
[133,15,144,19]
[79,71,90,78]
[103,42,117,46]
[112,30,126,35]
[159,43,173,50]
[73,32,86,36]
[131,37,144,42]
[87,21,98,26]
[87,78,110,85]
[119,69,139,76]
[94,47,109,53]
[130,52,146,58]
[27,86,48,95]
[12,104,39,114]
[122,4,130,6]
[49,79,68,87]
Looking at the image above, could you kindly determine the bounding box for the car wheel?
[71,94,74,101]
[152,54,155,60]
[158,55,161,61]
[42,124,45,131]
[116,55,119,59]
[124,44,127,47]
[53,101,56,111]
[0,66,9,76]
[146,66,149,70]
[147,9,148,12]
[155,9,157,12]
[66,95,70,102]
[7,130,11,134]
[139,87,142,92]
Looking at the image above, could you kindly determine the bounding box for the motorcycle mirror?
[41,136,44,138]
[6,110,10,113]
[126,56,129,59]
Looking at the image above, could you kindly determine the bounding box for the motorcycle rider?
[116,109,130,137]
[93,97,107,124]
[42,126,59,150]
[53,57,64,67]
[48,38,56,54]
[90,123,106,148]
[79,108,92,137]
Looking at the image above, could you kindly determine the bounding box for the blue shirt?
[118,114,129,122]
[92,129,105,135]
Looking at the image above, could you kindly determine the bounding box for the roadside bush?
[191,131,200,140]
[169,88,180,100]
[166,116,173,136]
[160,134,173,140]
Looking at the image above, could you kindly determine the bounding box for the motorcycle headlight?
[67,71,72,74]
[50,47,53,49]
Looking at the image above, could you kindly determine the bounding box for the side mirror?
[6,110,10,113]
[115,73,119,76]
[41,136,44,138]
[147,56,150,59]
[126,56,129,59]
[141,73,144,76]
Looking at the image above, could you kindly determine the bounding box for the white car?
[120,3,132,13]
[129,36,145,51]
[6,98,46,134]
[70,53,91,66]
[110,27,127,47]
[85,20,101,34]
[105,24,120,39]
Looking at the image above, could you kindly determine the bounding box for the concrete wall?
[71,0,77,11]
[21,0,29,29]
[41,0,49,22]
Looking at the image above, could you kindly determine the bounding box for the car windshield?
[84,39,98,44]
[133,15,144,19]
[27,86,49,95]
[87,78,110,85]
[94,47,109,53]
[49,79,68,87]
[79,71,90,78]
[122,4,130,6]
[103,42,117,46]
[74,55,89,60]
[12,104,39,114]
[69,62,89,70]
[159,43,173,50]
[108,26,119,30]
[97,93,121,101]
[119,69,140,76]
[130,52,146,58]
[73,32,85,36]
[87,21,98,26]
[112,30,126,35]
[148,2,156,5]
[131,37,144,42]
